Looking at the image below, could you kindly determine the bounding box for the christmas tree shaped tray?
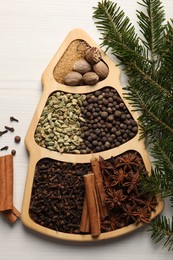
[21,29,164,242]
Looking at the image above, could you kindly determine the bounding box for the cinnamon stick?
[0,155,13,211]
[0,154,20,223]
[90,158,108,219]
[2,206,21,223]
[84,172,100,237]
[80,195,90,233]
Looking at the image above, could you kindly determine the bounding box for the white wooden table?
[0,1,172,259]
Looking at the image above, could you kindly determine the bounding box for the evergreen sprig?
[149,216,173,251]
[93,0,173,250]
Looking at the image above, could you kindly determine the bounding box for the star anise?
[115,152,139,172]
[134,195,158,212]
[105,188,127,210]
[120,203,137,225]
[109,213,125,229]
[133,206,151,224]
[123,170,141,193]
[100,218,112,232]
[110,168,127,187]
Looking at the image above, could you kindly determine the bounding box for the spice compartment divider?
[21,28,164,242]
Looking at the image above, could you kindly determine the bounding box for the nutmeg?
[93,61,109,79]
[64,71,83,86]
[83,72,99,85]
[73,59,92,74]
[84,47,102,64]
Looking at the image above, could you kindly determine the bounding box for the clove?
[0,130,8,136]
[5,126,14,132]
[10,116,19,122]
[0,146,9,151]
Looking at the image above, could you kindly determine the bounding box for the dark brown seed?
[100,111,108,119]
[95,146,101,152]
[130,119,137,126]
[103,99,109,105]
[105,141,111,149]
[92,140,98,146]
[111,127,117,133]
[114,110,121,117]
[132,126,138,133]
[14,136,21,143]
[107,115,114,122]
[107,107,112,113]
[106,123,113,129]
[94,128,101,135]
[11,149,16,156]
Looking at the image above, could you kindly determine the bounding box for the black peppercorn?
[105,141,111,149]
[107,115,114,122]
[100,111,108,119]
[14,136,21,143]
[114,110,121,117]
[11,149,16,156]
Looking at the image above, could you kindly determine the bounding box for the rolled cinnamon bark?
[0,155,13,211]
[91,158,108,219]
[80,195,90,233]
[0,154,20,223]
[84,172,100,237]
[2,206,21,223]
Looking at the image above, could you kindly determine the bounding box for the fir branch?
[93,0,173,250]
[149,216,173,251]
[151,139,173,175]
[137,0,165,66]
[124,79,173,141]
[93,0,149,68]
[140,166,173,198]
[158,19,173,91]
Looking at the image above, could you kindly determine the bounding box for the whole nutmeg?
[93,61,109,79]
[73,59,92,74]
[84,47,102,64]
[83,72,99,85]
[64,71,82,86]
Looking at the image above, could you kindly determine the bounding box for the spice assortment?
[22,29,164,241]
[29,159,90,233]
[34,87,138,154]
[53,41,108,86]
[29,151,158,235]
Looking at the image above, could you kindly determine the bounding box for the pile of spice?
[53,40,109,86]
[53,40,87,84]
[99,151,158,232]
[34,87,138,153]
[29,150,158,235]
[29,159,91,233]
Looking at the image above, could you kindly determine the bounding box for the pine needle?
[93,0,173,250]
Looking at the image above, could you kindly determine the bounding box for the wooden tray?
[21,28,164,242]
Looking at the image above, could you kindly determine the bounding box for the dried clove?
[0,130,8,136]
[29,159,91,234]
[5,126,14,132]
[0,146,9,151]
[10,116,19,122]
